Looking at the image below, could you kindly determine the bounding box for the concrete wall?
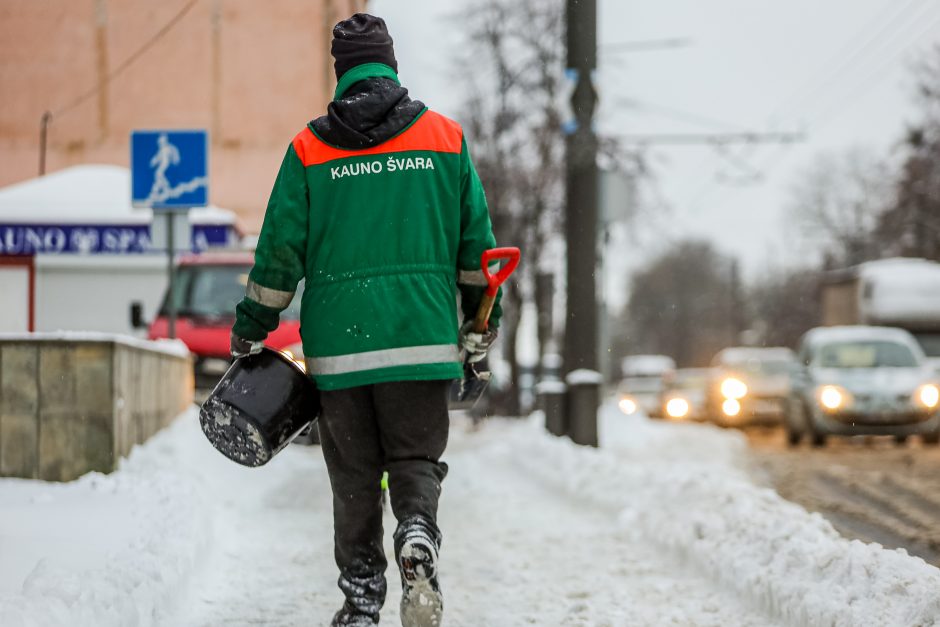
[0,337,193,481]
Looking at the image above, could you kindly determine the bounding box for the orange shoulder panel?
[293,111,464,167]
[291,127,318,164]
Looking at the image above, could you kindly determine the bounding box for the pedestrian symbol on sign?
[131,129,209,209]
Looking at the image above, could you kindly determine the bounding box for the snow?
[621,354,677,377]
[534,379,566,394]
[1,403,938,626]
[856,258,940,325]
[716,346,795,363]
[0,421,208,626]
[0,165,235,226]
[565,368,604,385]
[528,405,940,626]
[0,332,190,359]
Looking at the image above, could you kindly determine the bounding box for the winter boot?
[394,516,443,627]
[331,601,379,626]
[332,570,385,626]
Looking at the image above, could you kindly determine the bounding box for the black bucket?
[199,348,320,467]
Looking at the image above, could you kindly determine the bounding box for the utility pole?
[39,111,52,176]
[563,0,600,447]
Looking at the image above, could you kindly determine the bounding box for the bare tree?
[787,147,891,267]
[456,0,566,415]
[749,267,822,349]
[618,240,740,368]
[876,45,940,261]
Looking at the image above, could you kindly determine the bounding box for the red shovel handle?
[472,247,521,333]
[481,247,521,297]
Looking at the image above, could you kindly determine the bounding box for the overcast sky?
[372,0,940,295]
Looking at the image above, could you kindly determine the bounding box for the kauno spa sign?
[0,223,227,255]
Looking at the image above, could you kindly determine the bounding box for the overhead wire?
[51,0,200,120]
[680,0,938,210]
[614,95,747,131]
[751,8,940,182]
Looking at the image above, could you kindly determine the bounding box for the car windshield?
[621,376,663,393]
[814,340,919,368]
[725,357,791,376]
[162,264,302,320]
[671,372,710,389]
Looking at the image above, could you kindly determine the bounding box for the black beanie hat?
[331,13,398,80]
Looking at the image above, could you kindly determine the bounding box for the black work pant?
[317,379,450,612]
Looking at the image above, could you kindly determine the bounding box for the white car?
[786,326,940,447]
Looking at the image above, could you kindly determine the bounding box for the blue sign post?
[131,129,209,338]
[131,130,208,209]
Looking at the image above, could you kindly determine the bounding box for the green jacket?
[234,89,501,390]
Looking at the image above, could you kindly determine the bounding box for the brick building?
[0,0,367,232]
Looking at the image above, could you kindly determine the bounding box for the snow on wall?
[515,405,940,627]
[0,332,189,359]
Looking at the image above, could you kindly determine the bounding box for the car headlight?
[817,385,851,412]
[720,377,748,400]
[915,384,940,409]
[722,398,741,417]
[618,396,638,415]
[665,397,690,419]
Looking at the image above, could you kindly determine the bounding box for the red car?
[146,252,303,388]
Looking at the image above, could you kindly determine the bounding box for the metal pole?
[167,212,177,339]
[39,111,52,176]
[563,0,599,446]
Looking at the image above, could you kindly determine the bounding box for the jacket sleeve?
[456,135,503,329]
[232,144,309,341]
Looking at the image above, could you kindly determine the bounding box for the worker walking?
[230,14,501,627]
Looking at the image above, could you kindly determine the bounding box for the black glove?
[458,321,498,363]
[230,333,263,358]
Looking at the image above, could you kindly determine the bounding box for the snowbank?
[0,414,208,627]
[3,402,939,626]
[513,404,940,627]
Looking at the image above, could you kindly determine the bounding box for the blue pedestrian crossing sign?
[131,129,209,209]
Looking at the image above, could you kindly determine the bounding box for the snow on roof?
[856,258,940,325]
[621,354,676,376]
[715,346,795,364]
[0,165,235,226]
[804,325,920,348]
[857,257,940,280]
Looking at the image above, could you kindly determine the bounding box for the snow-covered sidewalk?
[2,403,939,626]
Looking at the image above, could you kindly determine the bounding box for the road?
[746,427,940,566]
